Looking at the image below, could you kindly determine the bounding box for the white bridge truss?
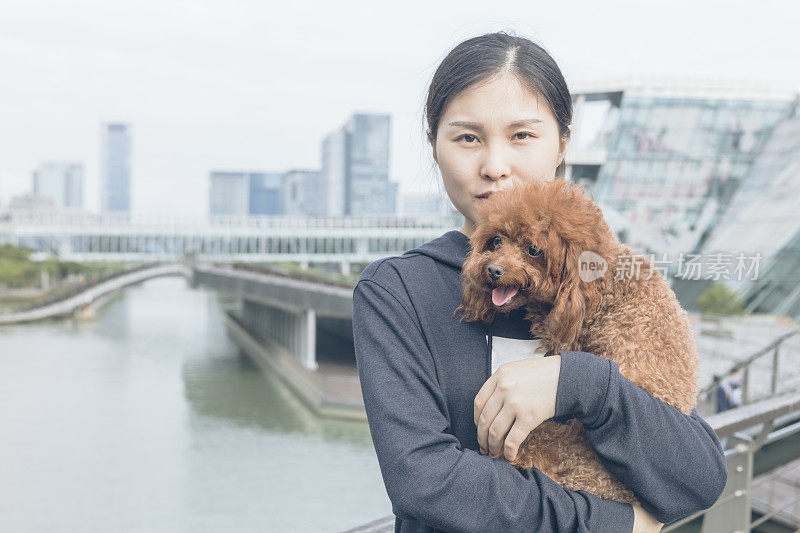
[0,210,456,264]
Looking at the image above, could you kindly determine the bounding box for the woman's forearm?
[551,351,727,524]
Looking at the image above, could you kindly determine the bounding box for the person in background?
[717,371,744,412]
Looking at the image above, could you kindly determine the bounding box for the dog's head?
[455,178,619,347]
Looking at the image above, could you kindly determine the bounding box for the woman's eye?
[528,245,542,257]
[514,132,534,140]
[457,134,478,143]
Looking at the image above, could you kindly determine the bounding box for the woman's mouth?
[492,285,519,306]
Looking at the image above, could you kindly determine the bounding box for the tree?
[697,282,745,316]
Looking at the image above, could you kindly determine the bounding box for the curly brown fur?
[455,178,700,505]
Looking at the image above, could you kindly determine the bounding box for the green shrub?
[697,283,745,316]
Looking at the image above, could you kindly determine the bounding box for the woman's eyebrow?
[446,118,544,131]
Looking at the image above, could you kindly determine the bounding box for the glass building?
[33,162,83,208]
[282,169,323,217]
[321,129,347,216]
[321,113,397,216]
[248,172,282,215]
[209,171,248,216]
[700,100,800,317]
[345,113,396,216]
[100,123,131,213]
[567,79,797,257]
[209,171,284,216]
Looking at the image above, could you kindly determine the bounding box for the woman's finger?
[487,405,515,458]
[503,413,535,461]
[476,391,504,453]
[474,374,497,427]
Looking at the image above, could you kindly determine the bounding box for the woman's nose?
[480,145,511,180]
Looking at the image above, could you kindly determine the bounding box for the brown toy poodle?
[455,177,700,505]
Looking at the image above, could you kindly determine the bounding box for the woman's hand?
[474,355,561,461]
[632,504,664,532]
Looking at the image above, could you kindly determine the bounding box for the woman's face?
[429,72,570,238]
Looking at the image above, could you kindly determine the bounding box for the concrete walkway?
[0,263,189,325]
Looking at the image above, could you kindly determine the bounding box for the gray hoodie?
[352,229,727,533]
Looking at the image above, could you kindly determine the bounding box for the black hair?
[424,31,572,178]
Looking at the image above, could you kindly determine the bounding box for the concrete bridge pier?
[192,265,363,420]
[241,299,320,371]
[301,308,318,371]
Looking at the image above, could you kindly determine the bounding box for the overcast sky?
[1,0,798,215]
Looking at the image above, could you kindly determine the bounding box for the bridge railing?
[702,327,800,414]
[3,209,456,230]
[664,391,800,532]
[225,262,358,290]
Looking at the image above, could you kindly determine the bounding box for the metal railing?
[702,328,800,413]
[2,209,456,230]
[665,391,800,532]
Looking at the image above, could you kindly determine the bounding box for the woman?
[352,31,727,533]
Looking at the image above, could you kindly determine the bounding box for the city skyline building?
[282,169,324,217]
[321,127,347,217]
[248,172,283,215]
[100,122,131,213]
[32,162,83,208]
[209,171,248,216]
[321,112,397,216]
[399,190,448,218]
[209,171,284,216]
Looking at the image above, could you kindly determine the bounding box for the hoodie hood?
[403,230,471,271]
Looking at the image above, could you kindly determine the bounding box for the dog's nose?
[487,264,505,281]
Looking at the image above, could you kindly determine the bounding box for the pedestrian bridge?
[1,211,451,267]
[0,263,189,324]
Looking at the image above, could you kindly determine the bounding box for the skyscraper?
[208,171,283,216]
[282,169,323,216]
[209,171,248,216]
[321,113,396,216]
[32,162,83,208]
[248,172,283,215]
[100,122,131,213]
[321,128,347,216]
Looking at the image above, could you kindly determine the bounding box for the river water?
[0,275,391,532]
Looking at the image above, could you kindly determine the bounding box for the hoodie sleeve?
[353,277,635,533]
[552,350,728,524]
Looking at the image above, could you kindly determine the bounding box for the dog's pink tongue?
[492,286,518,306]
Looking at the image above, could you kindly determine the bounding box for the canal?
[0,275,391,532]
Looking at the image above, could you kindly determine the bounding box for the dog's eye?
[528,245,542,257]
[491,236,502,249]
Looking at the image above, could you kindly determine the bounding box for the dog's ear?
[545,238,597,350]
[454,253,495,324]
